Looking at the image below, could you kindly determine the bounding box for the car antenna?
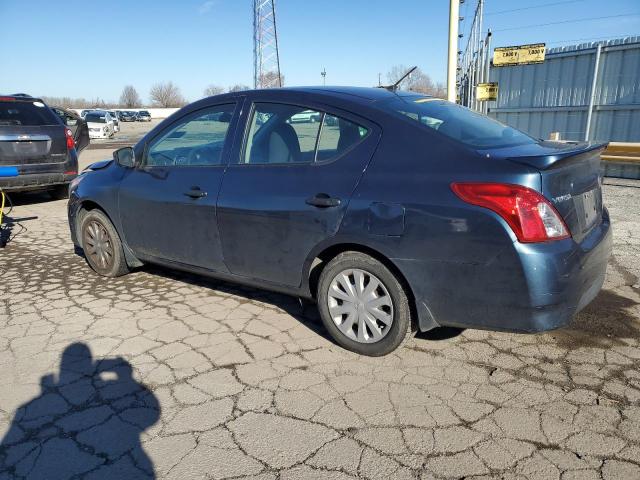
[378,66,417,92]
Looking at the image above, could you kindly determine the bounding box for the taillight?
[65,128,75,150]
[451,182,570,243]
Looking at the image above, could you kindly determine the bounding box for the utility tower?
[253,0,282,89]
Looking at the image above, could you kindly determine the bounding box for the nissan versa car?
[0,94,78,198]
[68,87,611,356]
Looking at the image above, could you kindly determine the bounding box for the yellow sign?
[476,82,498,101]
[493,43,545,67]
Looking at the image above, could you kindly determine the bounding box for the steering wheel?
[187,145,220,165]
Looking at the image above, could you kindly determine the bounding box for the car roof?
[193,86,427,111]
[272,86,428,104]
[280,86,396,101]
[0,93,46,103]
[52,106,80,115]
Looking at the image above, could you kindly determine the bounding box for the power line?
[493,13,640,32]
[486,0,584,16]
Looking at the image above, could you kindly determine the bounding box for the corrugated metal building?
[487,36,640,142]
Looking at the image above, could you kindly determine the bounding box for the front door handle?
[184,187,207,199]
[306,193,341,208]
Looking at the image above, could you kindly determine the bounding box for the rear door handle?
[184,187,207,199]
[306,193,341,208]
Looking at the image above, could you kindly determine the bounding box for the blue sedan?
[67,87,612,356]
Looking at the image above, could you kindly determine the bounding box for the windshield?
[139,111,149,115]
[0,100,59,126]
[380,96,536,149]
[85,113,106,123]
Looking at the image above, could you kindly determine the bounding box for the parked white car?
[85,111,115,139]
[107,110,120,132]
[288,110,320,123]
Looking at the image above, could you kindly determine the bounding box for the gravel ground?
[0,167,638,479]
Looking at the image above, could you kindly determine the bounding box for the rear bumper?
[398,208,612,333]
[0,172,77,192]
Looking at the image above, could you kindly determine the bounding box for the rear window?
[85,113,106,123]
[0,100,59,126]
[381,96,536,149]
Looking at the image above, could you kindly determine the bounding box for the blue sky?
[1,0,638,103]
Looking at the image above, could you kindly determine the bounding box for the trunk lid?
[487,141,606,244]
[0,126,67,166]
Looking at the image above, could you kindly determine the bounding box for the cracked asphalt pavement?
[0,175,639,479]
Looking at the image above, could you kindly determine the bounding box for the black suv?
[0,94,78,199]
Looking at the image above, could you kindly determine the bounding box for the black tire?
[317,251,412,356]
[49,184,69,200]
[80,209,129,277]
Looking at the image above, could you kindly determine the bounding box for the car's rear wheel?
[49,185,69,200]
[80,209,129,277]
[317,251,411,356]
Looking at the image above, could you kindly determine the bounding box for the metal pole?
[447,0,460,102]
[584,43,602,142]
[253,0,258,89]
[470,53,476,110]
[483,30,492,114]
[272,0,282,87]
[475,0,484,112]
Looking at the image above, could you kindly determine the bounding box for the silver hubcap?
[84,220,113,270]
[327,268,394,343]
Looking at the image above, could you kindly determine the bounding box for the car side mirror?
[114,147,135,168]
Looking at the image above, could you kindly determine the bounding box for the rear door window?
[316,114,369,162]
[0,100,59,126]
[243,103,369,165]
[243,103,321,164]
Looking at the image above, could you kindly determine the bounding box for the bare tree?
[40,96,121,109]
[228,84,250,93]
[149,81,186,107]
[203,85,224,97]
[432,81,447,99]
[119,85,141,108]
[386,65,445,97]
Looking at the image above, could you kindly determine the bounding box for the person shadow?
[0,343,160,479]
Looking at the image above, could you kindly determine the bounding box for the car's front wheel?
[317,251,412,356]
[80,209,129,277]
